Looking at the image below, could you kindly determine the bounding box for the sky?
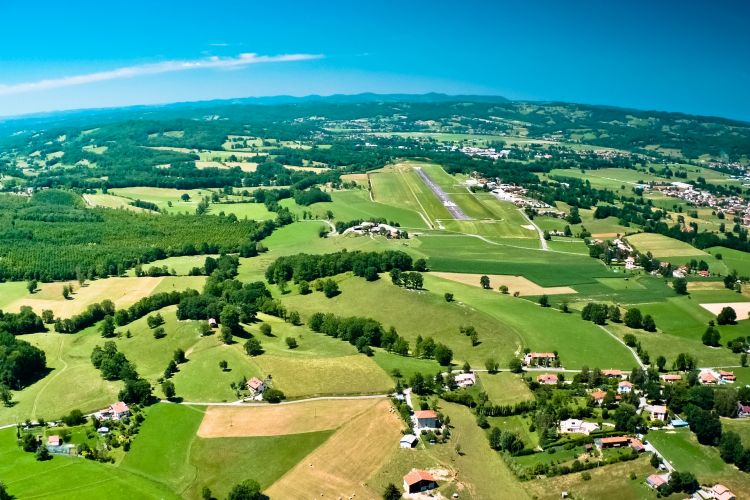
[0,0,748,120]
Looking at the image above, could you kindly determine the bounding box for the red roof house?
[403,469,437,494]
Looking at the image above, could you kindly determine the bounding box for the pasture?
[83,192,151,212]
[478,372,535,405]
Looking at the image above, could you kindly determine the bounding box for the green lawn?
[722,418,750,447]
[647,429,750,498]
[477,372,535,405]
[0,427,177,499]
[706,246,750,276]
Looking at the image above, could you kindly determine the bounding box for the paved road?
[164,393,389,407]
[414,167,470,220]
[518,208,548,250]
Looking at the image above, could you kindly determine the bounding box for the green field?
[648,429,750,498]
[706,246,750,276]
[627,232,708,257]
[477,372,535,405]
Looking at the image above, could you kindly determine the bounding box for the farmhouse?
[524,352,557,367]
[617,381,633,394]
[708,484,736,500]
[602,369,626,379]
[661,374,682,383]
[559,418,600,435]
[414,410,440,429]
[246,377,265,396]
[699,370,718,385]
[644,404,668,421]
[738,402,750,418]
[454,372,476,388]
[590,389,608,405]
[403,469,437,494]
[646,474,669,489]
[719,370,736,383]
[97,401,130,420]
[537,373,558,385]
[47,435,61,447]
[597,436,644,452]
[400,434,418,448]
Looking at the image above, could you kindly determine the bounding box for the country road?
[518,208,548,250]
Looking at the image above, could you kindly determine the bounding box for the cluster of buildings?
[342,221,403,238]
[698,369,736,385]
[655,181,750,226]
[459,145,510,160]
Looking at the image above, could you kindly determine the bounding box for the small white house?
[559,418,600,435]
[400,434,418,448]
[455,372,476,388]
[618,381,633,394]
[644,404,668,421]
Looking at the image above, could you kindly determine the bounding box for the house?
[590,389,608,405]
[602,369,626,379]
[598,436,630,449]
[559,418,600,435]
[644,404,668,421]
[414,410,440,429]
[246,377,265,396]
[455,372,476,388]
[711,484,736,500]
[625,256,637,270]
[523,352,557,367]
[719,370,736,383]
[537,373,558,385]
[661,374,682,384]
[618,381,633,394]
[97,401,130,420]
[699,370,718,385]
[208,317,218,329]
[400,434,418,449]
[646,474,669,489]
[629,438,645,452]
[403,469,437,494]
[47,435,61,447]
[738,402,750,418]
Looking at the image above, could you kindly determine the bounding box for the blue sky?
[1,0,748,120]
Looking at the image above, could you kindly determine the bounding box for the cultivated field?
[266,398,403,499]
[430,272,576,296]
[197,398,384,437]
[700,301,750,317]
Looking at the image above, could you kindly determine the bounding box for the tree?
[538,295,550,307]
[720,431,744,464]
[624,308,643,329]
[685,405,721,445]
[470,331,480,346]
[674,352,697,371]
[323,279,339,298]
[480,275,491,289]
[383,483,401,500]
[508,357,523,373]
[656,355,667,372]
[0,482,12,500]
[219,360,228,371]
[499,285,509,294]
[613,403,640,432]
[414,258,427,272]
[742,353,748,367]
[153,326,166,339]
[702,325,721,346]
[714,388,739,417]
[36,445,51,461]
[673,277,688,295]
[220,326,233,344]
[227,479,264,500]
[27,280,37,294]
[62,285,70,300]
[485,358,499,374]
[260,323,272,336]
[174,348,187,364]
[198,321,212,336]
[244,337,263,356]
[444,292,454,302]
[717,306,737,325]
[623,333,637,347]
[119,378,152,405]
[434,344,453,366]
[608,305,621,323]
[298,280,311,295]
[41,309,54,324]
[285,337,298,349]
[99,315,116,338]
[0,385,12,407]
[201,486,212,500]
[642,314,656,332]
[161,380,176,400]
[181,193,190,202]
[220,305,241,334]
[264,388,285,403]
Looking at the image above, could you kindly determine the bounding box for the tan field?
[197,398,384,438]
[700,302,750,318]
[340,173,369,186]
[266,399,402,499]
[684,281,726,291]
[5,277,166,317]
[431,272,576,296]
[223,161,258,172]
[82,193,151,212]
[283,164,330,172]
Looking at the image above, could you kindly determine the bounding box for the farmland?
[2,93,750,499]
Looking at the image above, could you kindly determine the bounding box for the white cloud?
[0,53,322,95]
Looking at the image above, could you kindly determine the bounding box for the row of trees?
[90,342,152,405]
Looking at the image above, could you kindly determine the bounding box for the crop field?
[430,271,577,296]
[83,192,151,212]
[266,398,405,499]
[198,398,384,437]
[125,255,217,276]
[477,372,535,405]
[627,232,708,257]
[4,276,177,317]
[648,430,750,498]
[109,186,210,212]
[706,246,750,276]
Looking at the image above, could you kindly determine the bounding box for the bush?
[581,471,591,481]
[264,388,285,404]
[285,337,298,349]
